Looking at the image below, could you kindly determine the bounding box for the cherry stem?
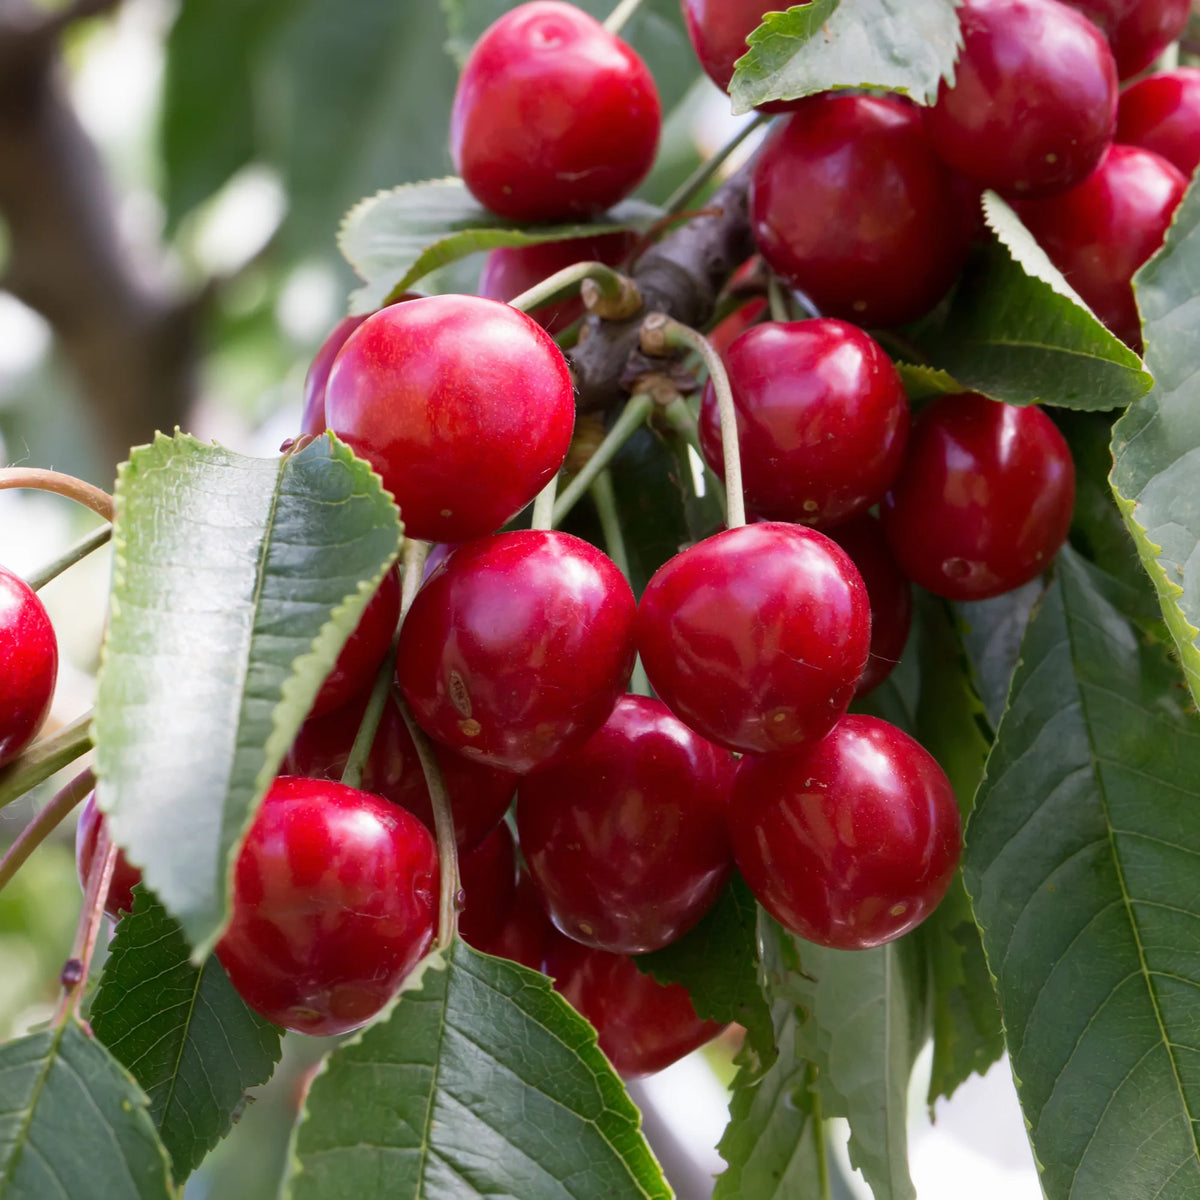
[509,260,639,322]
[767,273,793,324]
[661,113,770,218]
[640,315,746,528]
[0,468,115,522]
[551,391,653,526]
[0,767,93,897]
[811,1073,831,1200]
[531,475,559,531]
[0,712,93,811]
[399,538,429,619]
[602,0,647,35]
[397,697,458,952]
[27,523,112,592]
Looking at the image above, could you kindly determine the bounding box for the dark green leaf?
[894,362,963,404]
[339,178,658,312]
[92,433,402,956]
[0,1022,174,1199]
[1110,175,1200,706]
[729,0,961,114]
[90,888,281,1182]
[927,194,1154,410]
[635,875,773,1070]
[285,940,670,1199]
[964,546,1200,1198]
[955,582,1043,731]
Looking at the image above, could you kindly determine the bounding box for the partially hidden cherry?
[1063,0,1189,78]
[0,565,57,768]
[325,295,575,543]
[215,776,438,1036]
[636,523,870,755]
[1118,68,1200,179]
[470,872,553,972]
[517,695,734,955]
[731,714,961,950]
[75,793,143,920]
[450,2,660,222]
[299,315,369,437]
[398,531,637,773]
[458,821,518,948]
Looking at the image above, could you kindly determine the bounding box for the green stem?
[552,392,653,526]
[812,1079,831,1200]
[509,260,631,317]
[0,713,93,811]
[602,0,647,34]
[0,768,93,896]
[0,468,114,522]
[27,524,112,592]
[531,475,559,531]
[398,698,458,951]
[767,272,793,324]
[661,113,770,217]
[399,538,429,620]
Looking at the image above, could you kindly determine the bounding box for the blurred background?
[0,1,1043,1195]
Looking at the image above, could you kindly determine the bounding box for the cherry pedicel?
[544,932,724,1078]
[325,295,575,543]
[1013,144,1187,351]
[731,715,962,951]
[1063,0,1189,79]
[881,393,1075,602]
[637,522,870,756]
[75,793,143,920]
[450,1,660,223]
[397,531,637,774]
[925,0,1118,199]
[215,776,438,1036]
[698,318,909,528]
[750,93,976,327]
[1118,69,1200,180]
[517,695,734,955]
[0,564,58,768]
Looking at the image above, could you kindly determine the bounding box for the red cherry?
[478,232,636,334]
[698,319,909,527]
[1118,69,1200,179]
[284,690,516,853]
[75,793,143,920]
[458,821,518,948]
[0,565,57,767]
[397,531,637,773]
[826,514,913,696]
[636,523,870,755]
[1013,143,1187,350]
[450,2,660,222]
[470,872,553,971]
[925,0,1118,199]
[299,315,369,437]
[881,393,1075,601]
[308,567,400,719]
[1063,0,1189,78]
[517,695,734,955]
[544,932,724,1078]
[750,94,976,326]
[732,715,961,950]
[325,295,575,543]
[215,776,437,1036]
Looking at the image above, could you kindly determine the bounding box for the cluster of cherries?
[4,0,1193,1079]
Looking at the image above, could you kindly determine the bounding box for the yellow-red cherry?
[0,565,57,768]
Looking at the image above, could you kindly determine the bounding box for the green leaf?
[90,888,282,1182]
[635,875,773,1071]
[339,178,658,312]
[964,545,1200,1199]
[92,433,402,957]
[927,194,1154,410]
[285,940,670,1199]
[894,362,963,404]
[0,1022,175,1199]
[1111,175,1200,708]
[955,583,1042,731]
[728,0,961,114]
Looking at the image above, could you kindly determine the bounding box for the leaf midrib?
[0,1026,64,1200]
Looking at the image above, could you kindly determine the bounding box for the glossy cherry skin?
[698,319,909,527]
[750,94,976,326]
[732,715,961,950]
[284,690,516,853]
[215,776,438,1037]
[826,514,913,697]
[299,315,369,437]
[637,523,870,755]
[397,531,637,773]
[75,794,143,920]
[544,932,724,1078]
[325,295,575,543]
[0,566,57,767]
[471,872,553,971]
[881,394,1075,601]
[1013,144,1187,350]
[308,567,400,718]
[1119,69,1200,179]
[1063,0,1189,78]
[925,0,1118,199]
[517,695,734,955]
[450,2,660,222]
[478,232,636,334]
[458,821,518,948]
